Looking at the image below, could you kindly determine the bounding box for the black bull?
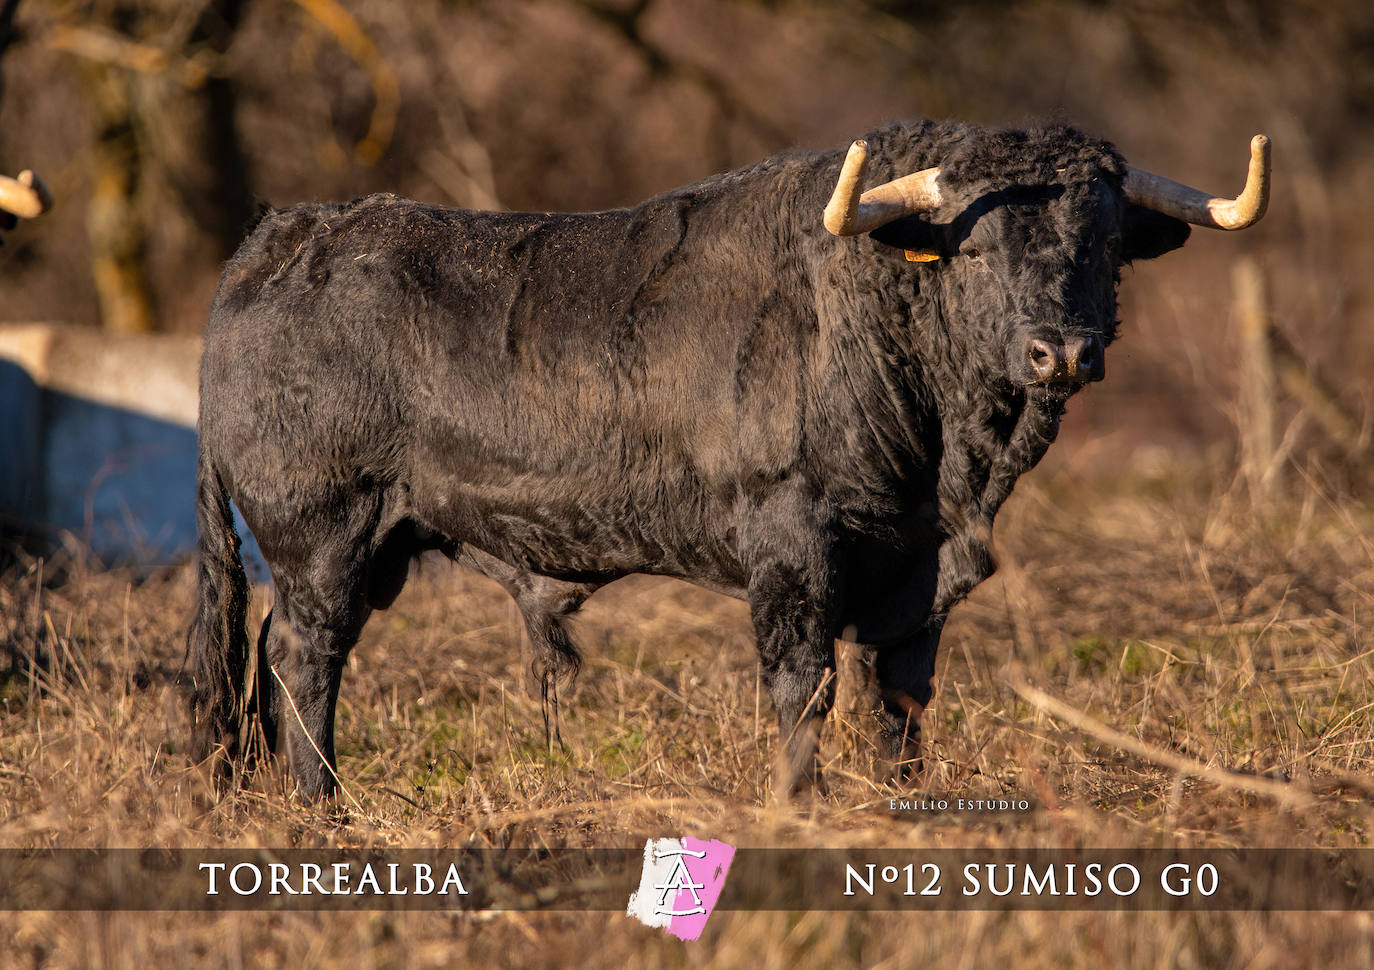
[189,120,1269,800]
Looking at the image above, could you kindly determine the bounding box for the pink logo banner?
[626,836,736,940]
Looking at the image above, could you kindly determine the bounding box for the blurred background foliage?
[0,0,1370,474]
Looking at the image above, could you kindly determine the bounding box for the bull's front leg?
[741,491,840,800]
[872,619,943,782]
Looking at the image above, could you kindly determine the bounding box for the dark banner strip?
[0,849,1370,911]
[721,849,1374,912]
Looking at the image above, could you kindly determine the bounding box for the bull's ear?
[867,215,943,254]
[1122,204,1190,262]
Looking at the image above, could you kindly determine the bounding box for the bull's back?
[200,194,753,580]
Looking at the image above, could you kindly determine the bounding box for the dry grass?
[2,459,1374,968]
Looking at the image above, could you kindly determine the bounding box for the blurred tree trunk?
[86,51,155,334]
[78,0,253,331]
[1,0,28,237]
[0,0,19,84]
[177,0,253,260]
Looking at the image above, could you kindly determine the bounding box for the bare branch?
[291,0,400,166]
[1011,678,1314,810]
[47,23,213,88]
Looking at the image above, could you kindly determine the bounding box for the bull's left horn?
[1124,135,1270,230]
[824,139,942,236]
[0,170,54,220]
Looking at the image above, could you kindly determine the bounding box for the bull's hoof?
[772,718,827,803]
[771,762,830,805]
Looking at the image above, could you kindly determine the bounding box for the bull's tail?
[187,450,252,767]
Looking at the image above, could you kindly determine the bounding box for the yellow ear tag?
[904,249,941,262]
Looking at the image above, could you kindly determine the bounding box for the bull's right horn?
[1124,135,1270,230]
[0,170,54,220]
[824,140,942,236]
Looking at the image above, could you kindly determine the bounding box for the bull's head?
[823,131,1270,393]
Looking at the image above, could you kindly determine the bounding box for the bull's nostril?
[1026,339,1062,381]
[1028,337,1059,361]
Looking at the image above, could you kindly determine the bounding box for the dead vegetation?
[2,452,1373,967]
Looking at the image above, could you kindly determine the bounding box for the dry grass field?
[3,444,1373,968]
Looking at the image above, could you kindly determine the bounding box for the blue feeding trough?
[0,324,265,578]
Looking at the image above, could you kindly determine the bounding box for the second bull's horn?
[1124,135,1271,230]
[0,170,54,220]
[824,140,942,236]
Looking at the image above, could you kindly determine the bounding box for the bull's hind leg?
[248,495,436,800]
[249,495,390,802]
[260,563,371,802]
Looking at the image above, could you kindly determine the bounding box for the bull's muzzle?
[1025,336,1103,384]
